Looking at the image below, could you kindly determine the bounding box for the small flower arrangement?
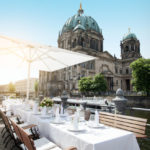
[40,97,54,107]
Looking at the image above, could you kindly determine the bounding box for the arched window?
[115,68,118,74]
[95,40,98,50]
[101,42,103,52]
[90,38,97,50]
[126,68,129,74]
[116,80,118,85]
[125,45,129,52]
[62,41,64,48]
[81,37,84,47]
[72,39,76,48]
[120,69,122,74]
[131,44,134,51]
[93,40,95,49]
[90,39,93,49]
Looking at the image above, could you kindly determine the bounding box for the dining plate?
[51,120,65,124]
[40,115,51,119]
[60,114,67,117]
[67,127,86,132]
[32,112,41,115]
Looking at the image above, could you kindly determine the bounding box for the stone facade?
[39,5,141,97]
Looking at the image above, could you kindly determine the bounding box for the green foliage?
[78,73,107,95]
[130,58,150,96]
[8,82,15,93]
[78,77,93,94]
[93,74,107,93]
[40,97,54,107]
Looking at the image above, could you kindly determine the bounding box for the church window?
[126,68,129,74]
[90,39,93,49]
[131,44,134,51]
[93,40,95,49]
[101,42,103,51]
[62,41,64,48]
[125,45,129,52]
[115,68,118,74]
[72,39,76,48]
[121,80,122,88]
[81,37,84,47]
[116,80,118,85]
[120,69,122,74]
[95,40,98,50]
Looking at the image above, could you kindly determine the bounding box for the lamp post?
[61,91,68,114]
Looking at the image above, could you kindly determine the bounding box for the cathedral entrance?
[126,79,130,91]
[106,77,113,91]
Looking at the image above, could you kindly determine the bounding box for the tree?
[130,58,150,96]
[78,77,93,95]
[93,74,107,94]
[34,80,39,98]
[78,73,107,96]
[8,82,15,93]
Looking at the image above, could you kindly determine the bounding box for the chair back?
[18,126,36,150]
[10,120,24,143]
[99,112,147,138]
[84,110,91,121]
[0,109,12,131]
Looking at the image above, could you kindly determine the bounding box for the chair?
[84,110,91,121]
[0,109,22,149]
[99,112,148,138]
[0,109,38,149]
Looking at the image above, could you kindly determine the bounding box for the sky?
[0,0,150,84]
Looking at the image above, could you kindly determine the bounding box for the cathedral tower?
[120,28,141,59]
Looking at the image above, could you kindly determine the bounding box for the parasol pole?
[26,61,31,100]
[26,47,32,100]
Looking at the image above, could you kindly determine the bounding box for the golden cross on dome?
[78,2,84,15]
[80,2,82,10]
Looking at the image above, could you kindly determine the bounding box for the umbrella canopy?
[0,35,96,99]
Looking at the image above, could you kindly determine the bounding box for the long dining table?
[2,99,140,150]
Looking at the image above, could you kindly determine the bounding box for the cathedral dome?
[60,4,102,35]
[123,29,137,41]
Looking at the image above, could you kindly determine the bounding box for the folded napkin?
[41,106,47,116]
[73,112,78,130]
[55,107,60,122]
[94,110,99,125]
[60,104,63,115]
[33,102,38,114]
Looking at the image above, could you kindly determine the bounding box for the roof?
[60,5,102,35]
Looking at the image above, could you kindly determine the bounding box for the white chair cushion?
[34,137,56,150]
[18,122,29,127]
[24,128,32,135]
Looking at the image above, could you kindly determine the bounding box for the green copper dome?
[60,5,102,35]
[123,29,137,41]
[73,24,85,31]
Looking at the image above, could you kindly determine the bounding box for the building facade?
[39,4,141,97]
[15,78,38,97]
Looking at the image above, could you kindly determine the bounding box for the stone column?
[112,88,128,114]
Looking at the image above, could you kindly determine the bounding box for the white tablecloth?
[3,100,140,150]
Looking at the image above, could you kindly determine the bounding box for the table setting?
[2,98,140,150]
